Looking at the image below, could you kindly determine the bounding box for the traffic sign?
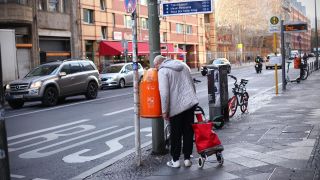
[269,16,280,32]
[124,0,137,14]
[162,0,213,16]
[284,22,308,32]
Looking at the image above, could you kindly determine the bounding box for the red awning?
[99,41,185,56]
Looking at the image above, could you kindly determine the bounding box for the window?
[186,25,192,34]
[125,64,133,71]
[140,0,147,5]
[16,0,27,5]
[85,40,94,60]
[83,9,94,24]
[176,24,184,34]
[82,62,95,71]
[69,62,82,74]
[112,13,116,27]
[61,64,71,75]
[38,0,45,10]
[61,0,67,13]
[100,0,106,10]
[200,36,204,45]
[163,32,167,42]
[101,26,107,39]
[124,15,132,28]
[48,0,59,12]
[141,18,148,30]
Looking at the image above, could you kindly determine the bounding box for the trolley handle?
[193,78,201,83]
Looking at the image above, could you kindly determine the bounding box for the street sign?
[162,0,213,16]
[124,0,137,14]
[284,22,308,32]
[269,16,280,32]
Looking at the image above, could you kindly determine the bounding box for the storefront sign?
[113,32,123,40]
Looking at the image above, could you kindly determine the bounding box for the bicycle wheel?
[228,96,238,118]
[301,68,309,80]
[240,92,249,113]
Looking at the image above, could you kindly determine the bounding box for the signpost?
[162,0,213,16]
[124,0,141,166]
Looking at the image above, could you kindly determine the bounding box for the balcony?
[0,3,33,24]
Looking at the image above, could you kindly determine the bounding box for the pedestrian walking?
[153,55,199,168]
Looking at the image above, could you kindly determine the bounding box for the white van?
[266,54,282,69]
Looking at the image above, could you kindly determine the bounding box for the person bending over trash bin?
[154,55,199,168]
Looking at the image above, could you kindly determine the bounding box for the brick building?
[79,0,206,69]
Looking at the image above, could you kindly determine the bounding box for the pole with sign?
[125,0,141,166]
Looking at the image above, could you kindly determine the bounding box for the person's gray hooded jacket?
[158,59,199,117]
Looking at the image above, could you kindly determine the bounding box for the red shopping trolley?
[193,107,224,168]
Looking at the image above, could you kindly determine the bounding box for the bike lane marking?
[9,124,95,152]
[5,93,132,119]
[18,126,130,159]
[103,107,134,116]
[63,127,152,163]
[8,119,90,140]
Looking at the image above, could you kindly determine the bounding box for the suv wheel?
[42,87,58,107]
[8,100,24,109]
[119,79,125,88]
[85,81,98,99]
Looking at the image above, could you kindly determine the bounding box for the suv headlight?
[30,81,42,89]
[5,84,10,90]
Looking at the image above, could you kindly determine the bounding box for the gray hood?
[9,75,56,85]
[159,59,184,72]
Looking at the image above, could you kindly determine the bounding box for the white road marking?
[8,119,90,140]
[103,107,134,116]
[19,126,131,159]
[10,174,25,178]
[63,127,152,163]
[6,93,132,119]
[9,125,95,152]
[71,140,152,180]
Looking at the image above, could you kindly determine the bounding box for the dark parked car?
[5,59,101,109]
[200,58,231,76]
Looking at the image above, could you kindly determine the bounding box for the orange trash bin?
[140,68,162,118]
[294,57,301,69]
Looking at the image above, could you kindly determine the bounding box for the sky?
[298,0,319,28]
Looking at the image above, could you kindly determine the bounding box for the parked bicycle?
[300,58,309,80]
[228,75,249,118]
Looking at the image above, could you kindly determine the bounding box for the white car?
[100,63,144,89]
[266,54,282,69]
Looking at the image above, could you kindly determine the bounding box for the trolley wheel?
[216,152,224,165]
[198,156,205,168]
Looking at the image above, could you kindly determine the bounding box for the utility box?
[207,65,229,122]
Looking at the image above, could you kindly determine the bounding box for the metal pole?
[281,20,286,90]
[315,0,319,70]
[0,44,11,179]
[131,11,141,166]
[147,0,165,155]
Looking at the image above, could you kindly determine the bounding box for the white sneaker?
[167,159,180,168]
[184,159,192,167]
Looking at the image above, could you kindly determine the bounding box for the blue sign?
[162,0,213,16]
[124,0,137,14]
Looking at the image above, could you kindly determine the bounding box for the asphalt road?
[5,63,304,180]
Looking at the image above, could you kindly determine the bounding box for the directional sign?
[284,22,308,32]
[124,0,137,14]
[162,0,213,16]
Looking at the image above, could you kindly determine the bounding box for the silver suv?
[5,59,101,109]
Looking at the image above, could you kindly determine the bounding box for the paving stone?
[269,167,315,180]
[227,156,267,168]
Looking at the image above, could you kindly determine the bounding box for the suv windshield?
[101,65,123,73]
[26,64,60,77]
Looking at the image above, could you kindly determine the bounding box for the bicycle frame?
[228,75,249,118]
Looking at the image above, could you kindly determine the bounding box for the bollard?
[207,65,229,122]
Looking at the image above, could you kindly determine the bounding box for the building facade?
[0,0,80,78]
[80,0,206,69]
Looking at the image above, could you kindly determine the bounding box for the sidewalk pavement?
[86,70,320,180]
[190,62,254,75]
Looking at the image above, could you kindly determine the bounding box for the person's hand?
[162,112,169,121]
